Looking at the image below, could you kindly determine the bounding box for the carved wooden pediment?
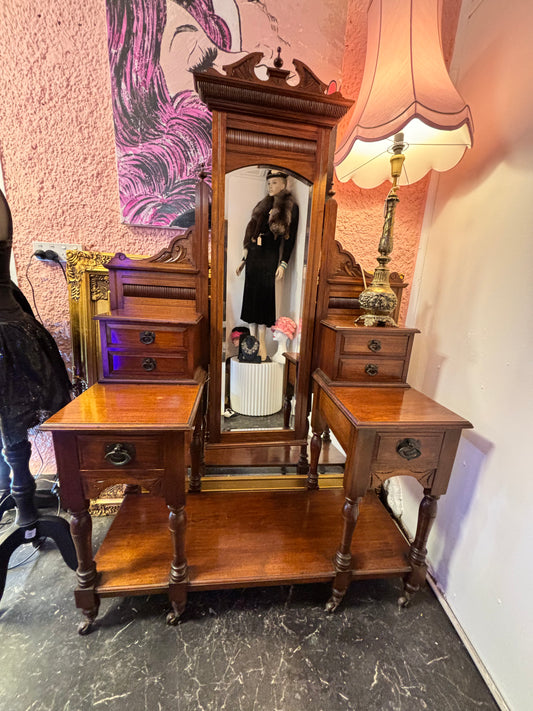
[194,52,353,127]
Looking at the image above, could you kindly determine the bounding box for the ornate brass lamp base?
[356,264,398,327]
[356,133,405,328]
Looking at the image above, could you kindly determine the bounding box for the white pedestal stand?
[229,357,283,416]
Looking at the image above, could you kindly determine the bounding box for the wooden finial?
[274,47,283,68]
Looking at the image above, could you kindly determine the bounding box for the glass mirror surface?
[221,166,311,433]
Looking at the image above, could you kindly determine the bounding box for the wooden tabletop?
[40,382,204,431]
[320,317,419,333]
[313,370,472,430]
[94,306,202,324]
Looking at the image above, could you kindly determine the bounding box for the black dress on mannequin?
[0,189,76,602]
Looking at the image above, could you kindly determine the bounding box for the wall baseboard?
[425,572,510,711]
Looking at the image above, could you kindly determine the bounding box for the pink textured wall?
[0,1,177,469]
[0,1,178,354]
[334,0,462,325]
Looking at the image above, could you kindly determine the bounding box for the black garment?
[0,190,71,447]
[240,196,298,327]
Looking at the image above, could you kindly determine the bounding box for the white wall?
[403,1,533,709]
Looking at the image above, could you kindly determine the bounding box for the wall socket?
[33,242,83,263]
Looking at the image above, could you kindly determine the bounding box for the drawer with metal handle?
[340,333,409,357]
[103,323,188,350]
[104,352,188,379]
[372,432,444,473]
[337,357,406,382]
[77,434,164,470]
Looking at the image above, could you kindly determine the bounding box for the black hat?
[266,170,288,181]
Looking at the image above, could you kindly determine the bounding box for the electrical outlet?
[33,242,83,263]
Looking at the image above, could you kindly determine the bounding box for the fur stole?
[243,189,294,248]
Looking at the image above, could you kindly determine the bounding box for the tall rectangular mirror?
[222,166,311,434]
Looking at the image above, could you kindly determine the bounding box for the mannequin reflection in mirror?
[236,170,299,361]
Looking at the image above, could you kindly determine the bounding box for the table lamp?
[335,0,473,326]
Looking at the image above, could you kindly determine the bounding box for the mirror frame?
[195,54,353,455]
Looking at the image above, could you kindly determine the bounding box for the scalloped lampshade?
[335,0,473,188]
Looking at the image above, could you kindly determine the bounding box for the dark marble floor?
[0,509,500,711]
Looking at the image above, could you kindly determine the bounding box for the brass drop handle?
[368,339,382,352]
[104,443,134,467]
[365,363,379,376]
[140,330,156,345]
[396,438,422,461]
[142,357,157,372]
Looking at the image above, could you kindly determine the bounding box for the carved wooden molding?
[220,53,329,95]
[329,240,406,287]
[149,230,191,264]
[227,129,315,155]
[195,53,353,126]
[107,231,197,273]
[330,240,368,281]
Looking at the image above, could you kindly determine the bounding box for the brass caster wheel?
[325,598,339,613]
[166,610,182,626]
[398,593,411,609]
[78,619,94,635]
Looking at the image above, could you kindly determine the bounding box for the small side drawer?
[373,432,444,472]
[340,333,409,357]
[77,434,164,471]
[105,352,189,379]
[338,357,406,383]
[105,323,187,350]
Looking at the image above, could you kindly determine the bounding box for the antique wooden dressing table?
[43,53,472,632]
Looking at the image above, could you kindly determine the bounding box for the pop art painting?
[106,0,346,228]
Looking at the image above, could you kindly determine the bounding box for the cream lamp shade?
[335,0,473,188]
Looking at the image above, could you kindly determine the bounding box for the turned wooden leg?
[326,496,361,612]
[307,427,323,489]
[399,490,440,608]
[283,382,294,429]
[297,413,310,477]
[296,444,309,477]
[322,426,331,444]
[167,505,188,625]
[71,509,99,634]
[189,414,204,493]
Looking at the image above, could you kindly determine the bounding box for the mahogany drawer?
[340,332,409,357]
[103,323,188,350]
[77,434,164,470]
[104,352,189,379]
[372,432,444,473]
[337,357,406,383]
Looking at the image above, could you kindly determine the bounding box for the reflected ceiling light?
[335,0,473,189]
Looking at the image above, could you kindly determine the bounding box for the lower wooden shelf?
[94,489,411,599]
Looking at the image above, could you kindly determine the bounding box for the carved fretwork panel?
[370,470,436,490]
